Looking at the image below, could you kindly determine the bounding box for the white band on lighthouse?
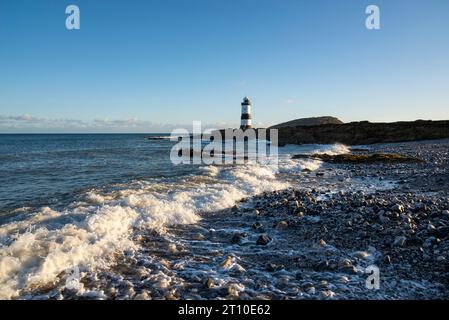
[241,118,252,127]
[242,105,251,114]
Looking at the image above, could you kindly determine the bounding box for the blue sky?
[0,0,448,133]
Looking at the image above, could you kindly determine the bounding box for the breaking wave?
[0,143,348,299]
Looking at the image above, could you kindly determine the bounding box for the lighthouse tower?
[240,97,252,130]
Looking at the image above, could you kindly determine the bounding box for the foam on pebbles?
[9,139,449,300]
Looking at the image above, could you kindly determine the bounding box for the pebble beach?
[42,138,449,300]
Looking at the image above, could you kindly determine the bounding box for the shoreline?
[50,139,449,300]
[4,138,449,299]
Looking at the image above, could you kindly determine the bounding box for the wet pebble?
[231,232,246,244]
[204,278,214,288]
[393,236,407,246]
[276,221,288,230]
[256,234,272,245]
[391,203,405,213]
[134,291,150,300]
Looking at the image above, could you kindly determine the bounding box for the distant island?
[269,117,449,146]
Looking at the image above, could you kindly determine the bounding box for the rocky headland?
[272,119,449,146]
[270,116,344,129]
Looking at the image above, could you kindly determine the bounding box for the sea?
[0,133,350,299]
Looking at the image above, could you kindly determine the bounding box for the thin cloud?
[0,114,236,133]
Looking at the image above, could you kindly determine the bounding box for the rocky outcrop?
[292,153,424,164]
[276,120,449,146]
[270,116,343,129]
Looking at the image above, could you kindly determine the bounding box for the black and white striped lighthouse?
[240,97,252,130]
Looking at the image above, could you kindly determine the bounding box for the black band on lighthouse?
[241,114,252,120]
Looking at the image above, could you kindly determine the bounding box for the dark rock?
[391,204,405,214]
[256,234,272,245]
[294,153,423,164]
[231,233,246,244]
[316,260,329,271]
[435,226,449,238]
[252,222,264,231]
[266,263,284,272]
[350,148,370,152]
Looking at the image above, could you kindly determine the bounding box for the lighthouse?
[240,97,252,130]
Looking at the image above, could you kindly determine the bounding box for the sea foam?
[0,143,345,299]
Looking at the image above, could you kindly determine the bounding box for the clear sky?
[0,0,448,133]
